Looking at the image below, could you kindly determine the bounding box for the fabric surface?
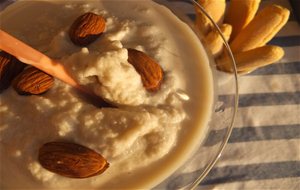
[167,0,300,189]
[0,0,299,189]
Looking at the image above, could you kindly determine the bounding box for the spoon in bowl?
[0,29,111,107]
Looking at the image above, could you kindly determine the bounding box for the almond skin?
[127,48,163,91]
[0,51,26,92]
[38,142,109,178]
[13,67,54,95]
[69,12,106,46]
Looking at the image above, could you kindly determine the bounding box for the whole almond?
[69,12,106,46]
[127,48,163,91]
[38,142,109,178]
[13,67,54,95]
[0,51,26,92]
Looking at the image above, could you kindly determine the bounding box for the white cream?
[64,46,148,105]
[0,0,214,189]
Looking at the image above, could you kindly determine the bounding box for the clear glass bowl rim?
[0,0,239,189]
[187,0,239,188]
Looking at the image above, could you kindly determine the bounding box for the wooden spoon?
[0,29,110,107]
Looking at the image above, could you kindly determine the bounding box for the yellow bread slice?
[230,4,290,53]
[217,45,284,72]
[225,0,261,40]
[204,24,232,57]
[195,0,226,35]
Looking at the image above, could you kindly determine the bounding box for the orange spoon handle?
[0,29,112,107]
[0,29,79,89]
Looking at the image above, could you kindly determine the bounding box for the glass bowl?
[153,0,238,189]
[0,0,238,189]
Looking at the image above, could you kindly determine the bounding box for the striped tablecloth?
[167,0,300,189]
[1,0,299,189]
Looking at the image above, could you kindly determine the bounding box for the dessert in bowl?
[0,0,238,189]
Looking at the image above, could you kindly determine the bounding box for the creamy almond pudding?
[0,0,213,189]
